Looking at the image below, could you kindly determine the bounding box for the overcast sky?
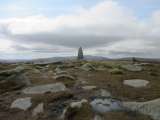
[0,0,160,59]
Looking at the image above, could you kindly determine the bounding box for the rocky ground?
[0,60,160,120]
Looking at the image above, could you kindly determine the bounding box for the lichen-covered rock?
[123,98,160,120]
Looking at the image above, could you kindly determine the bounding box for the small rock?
[64,99,94,120]
[110,68,123,74]
[55,66,68,75]
[90,98,122,113]
[54,74,75,81]
[11,97,32,110]
[94,115,102,120]
[123,79,149,88]
[22,83,66,94]
[82,86,97,90]
[81,63,95,71]
[100,89,111,97]
[32,103,44,116]
[70,99,88,108]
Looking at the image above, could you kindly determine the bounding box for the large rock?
[22,83,66,94]
[11,97,32,110]
[121,64,142,72]
[123,79,149,88]
[90,97,122,113]
[123,98,160,120]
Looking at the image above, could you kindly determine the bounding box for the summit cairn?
[77,47,84,60]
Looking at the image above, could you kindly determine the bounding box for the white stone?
[94,115,102,120]
[123,98,160,120]
[100,89,111,97]
[70,99,88,108]
[82,86,97,90]
[22,83,66,94]
[123,79,149,88]
[32,103,44,116]
[90,98,122,113]
[81,63,95,71]
[11,97,32,110]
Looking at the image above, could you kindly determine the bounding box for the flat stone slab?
[123,79,149,88]
[121,64,142,72]
[123,98,160,120]
[90,98,122,113]
[22,83,66,94]
[11,97,32,110]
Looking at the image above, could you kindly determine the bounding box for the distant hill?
[0,55,109,64]
[0,56,160,64]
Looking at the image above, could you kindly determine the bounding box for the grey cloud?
[10,33,124,49]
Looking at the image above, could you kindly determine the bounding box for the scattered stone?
[54,66,68,75]
[64,99,94,120]
[0,66,26,76]
[11,97,32,110]
[90,98,122,113]
[97,66,106,71]
[22,83,66,94]
[100,89,111,97]
[134,63,151,66]
[123,98,160,120]
[70,99,88,108]
[110,68,123,74]
[123,79,149,88]
[32,103,44,116]
[7,73,31,86]
[94,115,102,120]
[54,74,75,81]
[82,85,97,90]
[121,64,142,72]
[81,63,95,71]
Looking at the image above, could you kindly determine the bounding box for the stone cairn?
[77,47,84,60]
